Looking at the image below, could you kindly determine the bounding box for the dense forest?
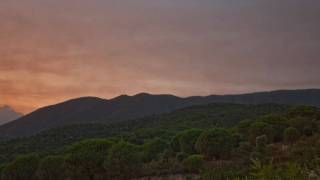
[0,104,320,179]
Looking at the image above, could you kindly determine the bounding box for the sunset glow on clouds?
[1,0,320,113]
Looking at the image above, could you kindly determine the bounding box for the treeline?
[0,104,287,164]
[1,105,320,179]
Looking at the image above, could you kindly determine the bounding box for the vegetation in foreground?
[1,104,320,179]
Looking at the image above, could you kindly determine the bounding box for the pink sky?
[1,0,320,113]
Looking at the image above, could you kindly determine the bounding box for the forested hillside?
[1,89,319,139]
[1,104,320,179]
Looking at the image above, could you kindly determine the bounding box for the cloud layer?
[1,0,320,113]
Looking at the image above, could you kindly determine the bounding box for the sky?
[0,0,320,113]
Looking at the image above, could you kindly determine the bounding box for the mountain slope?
[0,89,320,139]
[0,106,22,125]
[0,103,289,164]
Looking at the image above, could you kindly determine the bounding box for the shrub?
[249,122,275,143]
[64,139,114,180]
[37,156,66,180]
[196,128,233,159]
[179,129,203,154]
[176,152,189,162]
[170,129,203,154]
[1,154,40,180]
[143,138,167,162]
[105,141,142,179]
[284,127,301,144]
[251,160,308,180]
[256,135,268,151]
[201,161,245,180]
[183,155,204,173]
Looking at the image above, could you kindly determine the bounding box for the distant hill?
[0,103,289,164]
[0,106,22,125]
[0,89,319,139]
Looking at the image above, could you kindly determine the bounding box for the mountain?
[0,105,22,125]
[0,103,289,164]
[0,89,320,139]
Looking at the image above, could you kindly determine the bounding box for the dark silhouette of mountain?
[0,89,319,139]
[0,105,22,125]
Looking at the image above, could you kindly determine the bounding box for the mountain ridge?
[0,89,320,139]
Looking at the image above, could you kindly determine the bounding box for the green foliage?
[288,116,310,133]
[1,154,39,180]
[1,104,319,179]
[201,161,247,180]
[143,138,167,162]
[176,152,189,162]
[183,155,204,173]
[178,129,203,154]
[289,137,319,167]
[232,133,243,147]
[37,156,66,180]
[0,164,5,180]
[250,159,276,180]
[0,104,287,164]
[259,115,288,142]
[170,129,203,154]
[64,139,113,180]
[170,134,182,152]
[105,141,142,179]
[284,127,301,144]
[251,159,308,180]
[249,122,275,143]
[196,128,233,159]
[288,106,319,118]
[256,135,267,150]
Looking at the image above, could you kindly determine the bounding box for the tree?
[0,164,6,180]
[143,138,167,162]
[37,156,66,180]
[170,134,182,152]
[195,128,233,159]
[105,141,142,179]
[288,117,310,133]
[256,135,268,151]
[249,122,275,143]
[183,155,204,173]
[64,139,114,180]
[176,152,189,162]
[284,127,301,144]
[179,129,203,154]
[252,135,268,163]
[259,115,288,142]
[1,154,39,180]
[170,129,203,154]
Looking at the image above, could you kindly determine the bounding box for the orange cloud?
[1,0,320,113]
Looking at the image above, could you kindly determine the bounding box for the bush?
[143,138,167,162]
[105,141,142,179]
[1,154,40,180]
[256,135,268,151]
[0,164,5,180]
[170,134,182,152]
[183,155,204,173]
[249,122,275,143]
[251,160,308,180]
[37,156,66,180]
[64,139,114,180]
[284,127,301,144]
[176,152,189,162]
[201,161,245,180]
[196,128,233,159]
[179,129,203,154]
